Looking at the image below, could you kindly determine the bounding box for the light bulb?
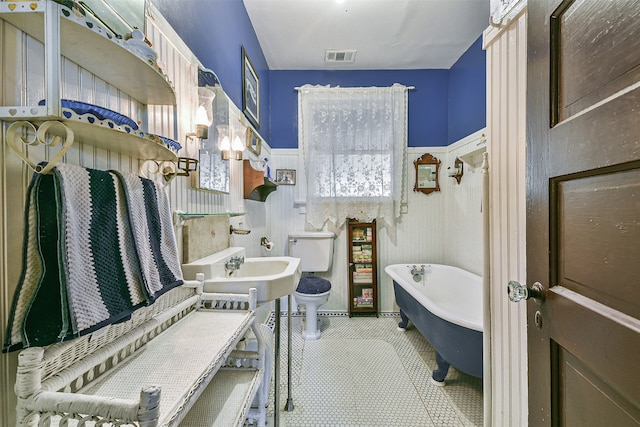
[196,106,209,126]
[197,87,215,126]
[232,135,245,152]
[218,135,231,151]
[216,124,230,151]
[196,105,209,139]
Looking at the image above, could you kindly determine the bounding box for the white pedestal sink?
[182,247,301,303]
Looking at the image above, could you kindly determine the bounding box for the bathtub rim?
[384,263,483,332]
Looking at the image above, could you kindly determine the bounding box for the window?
[298,84,408,229]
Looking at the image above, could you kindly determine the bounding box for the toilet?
[289,231,335,340]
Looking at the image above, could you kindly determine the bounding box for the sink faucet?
[225,256,245,274]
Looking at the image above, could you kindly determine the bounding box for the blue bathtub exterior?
[393,281,483,379]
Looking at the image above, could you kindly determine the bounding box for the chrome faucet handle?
[224,256,243,271]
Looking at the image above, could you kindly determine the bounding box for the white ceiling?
[243,0,490,70]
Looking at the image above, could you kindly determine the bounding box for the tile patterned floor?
[267,313,482,427]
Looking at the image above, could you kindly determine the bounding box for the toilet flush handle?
[287,238,297,257]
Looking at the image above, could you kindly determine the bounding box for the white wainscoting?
[268,132,485,314]
[484,7,528,427]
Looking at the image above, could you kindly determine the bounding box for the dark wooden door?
[526,0,640,425]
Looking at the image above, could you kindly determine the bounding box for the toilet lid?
[295,277,331,294]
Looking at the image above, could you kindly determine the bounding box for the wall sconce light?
[190,87,215,141]
[217,123,245,160]
[195,108,210,140]
[448,157,464,185]
[231,132,245,160]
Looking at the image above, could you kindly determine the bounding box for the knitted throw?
[4,164,183,352]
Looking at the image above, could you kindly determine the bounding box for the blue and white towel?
[4,164,183,352]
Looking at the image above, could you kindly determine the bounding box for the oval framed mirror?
[413,153,441,195]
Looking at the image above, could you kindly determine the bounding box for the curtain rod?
[295,85,416,91]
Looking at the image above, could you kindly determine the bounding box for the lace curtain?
[298,84,408,230]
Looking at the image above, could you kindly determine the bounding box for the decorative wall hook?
[5,120,74,174]
[448,157,464,185]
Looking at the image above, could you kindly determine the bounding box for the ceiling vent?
[325,49,357,63]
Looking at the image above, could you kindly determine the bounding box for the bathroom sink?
[182,249,301,303]
[203,257,301,302]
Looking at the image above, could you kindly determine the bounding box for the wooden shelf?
[0,2,175,105]
[243,160,277,202]
[0,2,178,167]
[458,134,487,168]
[39,117,177,161]
[4,116,177,166]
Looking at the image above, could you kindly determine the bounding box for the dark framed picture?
[241,46,260,129]
[275,169,296,185]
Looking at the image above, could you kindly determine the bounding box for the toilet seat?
[295,276,331,294]
[294,289,331,300]
[294,277,331,340]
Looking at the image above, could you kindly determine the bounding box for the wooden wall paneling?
[443,130,485,276]
[484,8,528,426]
[25,35,45,105]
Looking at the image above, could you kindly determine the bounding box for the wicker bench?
[14,278,267,427]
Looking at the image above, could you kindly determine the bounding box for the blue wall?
[151,0,270,138]
[448,36,486,144]
[269,37,485,149]
[150,2,485,149]
[270,70,449,148]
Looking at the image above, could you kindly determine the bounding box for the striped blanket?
[4,164,183,352]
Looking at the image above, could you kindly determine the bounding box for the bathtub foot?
[397,310,410,331]
[432,351,450,386]
[430,377,446,387]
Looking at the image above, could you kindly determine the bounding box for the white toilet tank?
[288,231,335,273]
